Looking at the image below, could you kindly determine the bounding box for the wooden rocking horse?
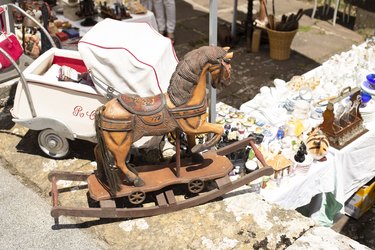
[94,46,233,195]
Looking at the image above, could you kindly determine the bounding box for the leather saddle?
[117,94,166,126]
[118,94,165,115]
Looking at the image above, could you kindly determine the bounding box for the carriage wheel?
[128,191,146,205]
[38,129,70,158]
[188,179,205,193]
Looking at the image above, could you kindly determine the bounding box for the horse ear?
[224,52,233,59]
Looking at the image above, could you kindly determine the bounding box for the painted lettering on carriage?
[72,106,95,120]
[87,110,96,120]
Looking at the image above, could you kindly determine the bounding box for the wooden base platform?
[48,136,275,224]
[88,151,233,201]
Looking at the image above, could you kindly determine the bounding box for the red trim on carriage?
[27,80,101,97]
[52,56,87,73]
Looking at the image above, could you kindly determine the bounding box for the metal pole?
[231,0,238,41]
[246,0,254,52]
[2,0,15,33]
[208,0,218,123]
[175,130,181,177]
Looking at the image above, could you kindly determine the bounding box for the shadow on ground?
[173,2,321,109]
[339,208,375,248]
[304,6,356,28]
[15,130,96,161]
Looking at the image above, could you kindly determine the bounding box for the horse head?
[209,47,233,89]
[168,46,233,106]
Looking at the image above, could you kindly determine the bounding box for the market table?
[235,39,375,225]
[56,11,158,37]
[259,122,375,225]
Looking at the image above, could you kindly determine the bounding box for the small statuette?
[294,142,307,163]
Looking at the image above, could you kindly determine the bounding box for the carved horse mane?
[168,46,228,106]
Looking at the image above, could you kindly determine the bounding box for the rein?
[168,100,207,119]
[210,59,230,87]
[219,60,231,82]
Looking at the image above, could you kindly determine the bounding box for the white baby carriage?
[10,18,178,158]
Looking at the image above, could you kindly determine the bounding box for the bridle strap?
[221,60,231,80]
[216,59,230,84]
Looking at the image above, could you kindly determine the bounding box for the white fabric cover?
[78,18,178,97]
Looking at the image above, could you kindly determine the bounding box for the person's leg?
[259,0,267,22]
[140,0,152,11]
[164,0,176,36]
[152,0,166,33]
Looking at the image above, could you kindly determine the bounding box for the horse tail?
[94,106,122,197]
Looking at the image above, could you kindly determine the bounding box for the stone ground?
[0,0,375,248]
[339,209,375,249]
[0,124,317,249]
[0,159,109,250]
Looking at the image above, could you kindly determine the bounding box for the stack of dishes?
[360,99,375,124]
[361,74,375,96]
[360,74,375,124]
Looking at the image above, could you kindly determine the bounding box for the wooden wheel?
[128,191,146,205]
[188,179,204,193]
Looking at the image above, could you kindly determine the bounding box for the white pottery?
[293,154,313,175]
[245,160,258,172]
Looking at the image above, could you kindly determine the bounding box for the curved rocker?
[94,46,233,195]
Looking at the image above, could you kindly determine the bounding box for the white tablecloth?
[333,122,375,203]
[260,152,336,210]
[56,11,158,37]
[239,40,375,225]
[260,122,375,224]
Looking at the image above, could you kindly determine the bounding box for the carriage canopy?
[78,18,178,97]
